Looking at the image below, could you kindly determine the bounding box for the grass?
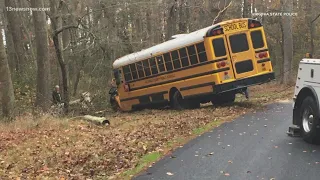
[121,152,162,179]
[192,120,223,135]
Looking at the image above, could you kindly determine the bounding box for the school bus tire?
[171,90,185,110]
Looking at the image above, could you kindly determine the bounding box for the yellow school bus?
[110,18,275,111]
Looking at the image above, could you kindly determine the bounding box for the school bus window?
[164,53,173,71]
[179,48,190,67]
[212,38,227,57]
[171,50,181,69]
[187,45,198,65]
[157,56,166,72]
[229,33,249,53]
[142,59,151,76]
[130,64,138,80]
[136,61,145,78]
[251,30,265,49]
[196,42,207,62]
[123,65,132,81]
[149,58,158,75]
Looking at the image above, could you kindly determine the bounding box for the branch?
[54,24,79,36]
[212,1,233,25]
[312,13,320,24]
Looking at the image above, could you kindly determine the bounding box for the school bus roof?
[112,18,250,69]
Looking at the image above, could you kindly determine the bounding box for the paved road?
[134,103,320,180]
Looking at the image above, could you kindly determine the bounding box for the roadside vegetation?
[0,83,293,179]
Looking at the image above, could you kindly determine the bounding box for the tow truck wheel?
[300,96,320,144]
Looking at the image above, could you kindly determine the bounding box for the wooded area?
[0,0,320,119]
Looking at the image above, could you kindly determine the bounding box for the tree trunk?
[52,33,70,113]
[49,0,71,113]
[31,0,51,111]
[3,18,16,74]
[281,0,293,84]
[4,0,26,81]
[0,30,15,119]
[243,0,249,18]
[73,69,81,96]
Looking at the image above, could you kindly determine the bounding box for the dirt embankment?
[0,83,293,179]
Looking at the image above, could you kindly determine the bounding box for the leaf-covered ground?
[0,83,293,179]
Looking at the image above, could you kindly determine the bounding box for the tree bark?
[243,0,249,18]
[31,0,51,111]
[166,1,178,40]
[281,0,293,84]
[3,10,16,74]
[0,29,15,119]
[4,0,26,81]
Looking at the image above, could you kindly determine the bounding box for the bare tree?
[4,0,27,81]
[281,0,293,84]
[31,0,51,111]
[0,25,15,119]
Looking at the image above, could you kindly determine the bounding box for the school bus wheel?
[171,90,185,110]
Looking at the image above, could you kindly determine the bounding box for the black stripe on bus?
[126,57,228,83]
[180,82,215,91]
[255,49,268,53]
[257,58,270,63]
[120,91,168,102]
[130,67,230,91]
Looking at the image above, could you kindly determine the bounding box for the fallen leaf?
[206,152,214,156]
[166,172,174,176]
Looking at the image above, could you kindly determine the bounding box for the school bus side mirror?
[306,53,313,58]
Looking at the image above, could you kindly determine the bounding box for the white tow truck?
[288,54,320,144]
